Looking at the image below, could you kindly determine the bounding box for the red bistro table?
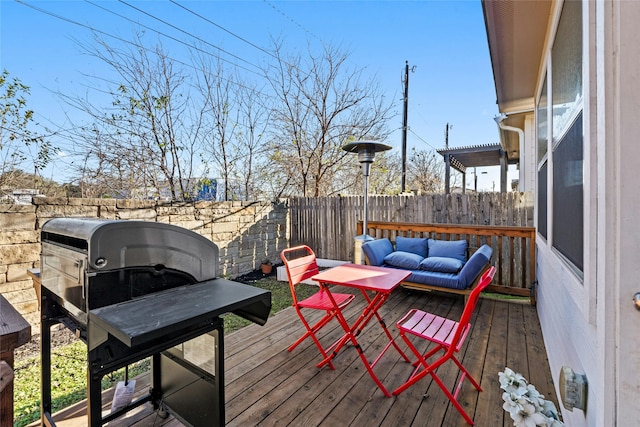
[312,263,411,396]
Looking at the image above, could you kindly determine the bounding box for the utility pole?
[445,122,451,149]
[401,61,415,193]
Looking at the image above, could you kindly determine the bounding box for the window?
[552,113,583,271]
[537,75,548,239]
[537,77,548,164]
[552,1,583,140]
[538,162,548,238]
[550,0,583,273]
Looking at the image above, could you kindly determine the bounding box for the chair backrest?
[447,266,496,354]
[280,245,320,300]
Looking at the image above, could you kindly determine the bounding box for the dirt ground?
[15,324,78,363]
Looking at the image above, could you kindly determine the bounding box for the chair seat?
[398,309,470,351]
[299,290,355,311]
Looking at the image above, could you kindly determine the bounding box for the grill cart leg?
[40,314,54,426]
[87,361,103,426]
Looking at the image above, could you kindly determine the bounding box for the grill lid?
[42,218,219,281]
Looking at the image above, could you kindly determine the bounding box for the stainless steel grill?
[39,218,271,427]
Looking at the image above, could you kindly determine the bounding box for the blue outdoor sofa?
[361,236,493,298]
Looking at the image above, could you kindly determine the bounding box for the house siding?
[533,1,640,425]
[536,243,596,426]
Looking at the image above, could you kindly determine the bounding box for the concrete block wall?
[0,203,40,326]
[0,198,289,328]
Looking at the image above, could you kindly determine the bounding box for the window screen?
[538,162,548,239]
[552,112,583,271]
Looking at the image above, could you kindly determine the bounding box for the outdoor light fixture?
[342,140,392,246]
[559,366,588,412]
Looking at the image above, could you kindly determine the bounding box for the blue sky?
[1,0,513,191]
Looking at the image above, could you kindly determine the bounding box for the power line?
[413,103,433,128]
[169,0,312,82]
[14,0,272,97]
[263,0,320,40]
[14,0,335,100]
[169,0,278,61]
[87,0,263,76]
[15,0,258,79]
[408,128,438,151]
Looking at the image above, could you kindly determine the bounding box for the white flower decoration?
[499,367,564,427]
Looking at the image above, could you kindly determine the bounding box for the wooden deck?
[36,286,558,426]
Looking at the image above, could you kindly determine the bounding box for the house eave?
[482,0,554,157]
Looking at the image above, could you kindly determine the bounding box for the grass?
[13,271,316,427]
[220,271,316,331]
[13,342,152,427]
[482,291,530,303]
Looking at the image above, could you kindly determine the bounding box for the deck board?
[30,287,558,426]
[471,297,509,427]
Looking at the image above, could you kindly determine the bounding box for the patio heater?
[342,140,392,263]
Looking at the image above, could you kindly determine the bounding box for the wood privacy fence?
[289,192,534,261]
[359,221,536,302]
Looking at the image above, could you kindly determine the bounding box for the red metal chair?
[280,245,355,370]
[392,266,496,425]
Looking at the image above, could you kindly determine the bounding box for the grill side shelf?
[88,279,271,348]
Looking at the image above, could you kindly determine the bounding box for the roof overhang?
[437,143,515,174]
[482,0,554,158]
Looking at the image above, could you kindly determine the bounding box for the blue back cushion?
[362,238,394,266]
[427,239,468,262]
[395,236,429,258]
[384,251,424,270]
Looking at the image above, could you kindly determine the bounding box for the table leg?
[316,290,409,397]
[315,286,356,368]
[362,292,411,366]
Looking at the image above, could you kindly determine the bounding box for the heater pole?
[363,172,369,236]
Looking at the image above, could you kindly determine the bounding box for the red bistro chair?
[280,245,355,370]
[392,266,496,425]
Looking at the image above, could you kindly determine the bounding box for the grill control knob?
[95,257,107,268]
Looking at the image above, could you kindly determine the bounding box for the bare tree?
[42,33,398,201]
[265,39,395,197]
[369,151,402,194]
[62,33,199,200]
[407,147,444,193]
[195,53,239,201]
[232,79,272,200]
[193,50,274,201]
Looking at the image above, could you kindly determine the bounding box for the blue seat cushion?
[419,256,464,273]
[384,251,424,270]
[395,236,429,258]
[427,239,468,262]
[405,270,462,289]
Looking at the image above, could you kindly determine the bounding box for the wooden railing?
[357,221,536,304]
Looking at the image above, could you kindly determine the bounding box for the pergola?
[437,143,516,193]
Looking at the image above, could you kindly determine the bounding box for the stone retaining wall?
[0,198,289,327]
